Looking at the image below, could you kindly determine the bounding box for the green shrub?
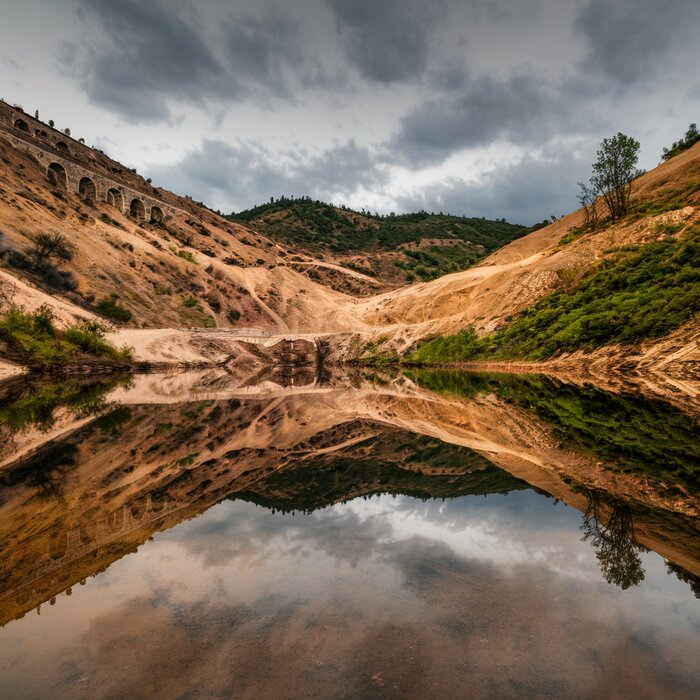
[410,230,699,362]
[662,123,700,161]
[63,322,133,361]
[95,293,132,322]
[409,328,487,364]
[0,307,133,365]
[177,249,197,264]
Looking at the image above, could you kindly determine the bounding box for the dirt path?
[0,268,95,326]
[292,260,379,283]
[0,358,22,380]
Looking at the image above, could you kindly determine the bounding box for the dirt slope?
[358,142,700,349]
[0,132,360,332]
[1,127,699,373]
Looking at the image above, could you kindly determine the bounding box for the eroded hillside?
[0,103,698,379]
[360,142,700,349]
[1,371,697,626]
[0,105,363,333]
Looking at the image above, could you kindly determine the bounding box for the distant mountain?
[232,429,528,514]
[228,198,535,283]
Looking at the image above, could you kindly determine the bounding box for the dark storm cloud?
[223,12,338,98]
[67,0,332,122]
[390,0,699,167]
[147,138,387,211]
[224,17,304,99]
[395,146,592,224]
[328,0,444,83]
[575,0,700,85]
[23,0,697,220]
[71,0,231,122]
[391,71,596,165]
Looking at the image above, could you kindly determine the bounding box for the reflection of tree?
[1,442,77,498]
[581,492,648,590]
[666,561,700,599]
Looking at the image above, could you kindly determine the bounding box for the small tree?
[48,119,54,128]
[591,132,641,222]
[577,178,601,229]
[28,232,74,269]
[661,123,699,161]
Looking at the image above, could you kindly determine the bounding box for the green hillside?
[231,430,527,514]
[228,197,531,282]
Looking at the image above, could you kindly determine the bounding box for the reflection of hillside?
[234,430,527,514]
[0,399,523,627]
[0,371,698,626]
[406,369,700,493]
[0,375,131,468]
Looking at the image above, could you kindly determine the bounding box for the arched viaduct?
[0,102,182,224]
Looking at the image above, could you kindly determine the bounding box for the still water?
[0,369,698,699]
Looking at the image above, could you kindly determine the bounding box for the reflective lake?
[0,369,698,699]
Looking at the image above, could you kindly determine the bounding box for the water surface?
[0,370,698,699]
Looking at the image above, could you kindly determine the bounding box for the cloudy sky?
[1,0,699,223]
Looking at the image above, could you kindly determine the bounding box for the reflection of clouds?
[165,497,394,570]
[3,489,700,699]
[164,489,638,584]
[340,491,598,580]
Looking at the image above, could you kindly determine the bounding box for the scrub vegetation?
[405,370,699,492]
[0,306,133,366]
[228,197,530,281]
[410,225,699,363]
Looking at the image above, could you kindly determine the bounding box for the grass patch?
[177,249,198,264]
[410,230,700,362]
[95,293,132,322]
[406,369,699,492]
[0,307,133,366]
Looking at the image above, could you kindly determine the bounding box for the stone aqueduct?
[0,100,182,223]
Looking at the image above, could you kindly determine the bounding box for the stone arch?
[149,205,163,223]
[78,176,97,201]
[55,141,69,154]
[49,533,68,560]
[47,162,67,189]
[130,198,145,221]
[35,129,48,138]
[106,187,123,210]
[14,118,29,132]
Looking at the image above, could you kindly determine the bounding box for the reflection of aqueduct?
[0,101,181,223]
[0,492,184,624]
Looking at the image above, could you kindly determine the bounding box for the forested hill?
[228,197,527,252]
[227,197,533,283]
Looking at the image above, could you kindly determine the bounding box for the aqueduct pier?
[0,101,183,223]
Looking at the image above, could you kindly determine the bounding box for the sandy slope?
[0,267,98,326]
[1,373,696,629]
[1,133,698,373]
[0,357,22,379]
[357,143,700,348]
